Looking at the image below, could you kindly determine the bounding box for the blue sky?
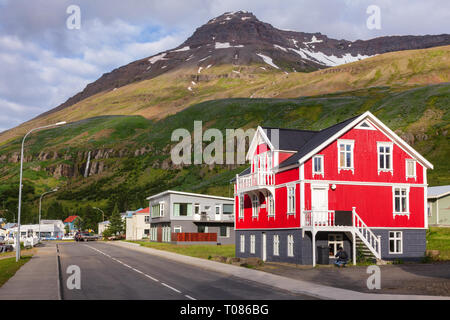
[0,0,448,132]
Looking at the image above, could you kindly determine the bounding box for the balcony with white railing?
[236,171,275,193]
[302,208,381,260]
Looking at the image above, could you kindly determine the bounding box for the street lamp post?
[38,188,58,242]
[16,122,66,262]
[93,207,105,222]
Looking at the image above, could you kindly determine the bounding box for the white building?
[126,208,150,241]
[7,223,64,240]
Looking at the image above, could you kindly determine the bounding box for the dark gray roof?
[278,115,360,168]
[233,115,361,179]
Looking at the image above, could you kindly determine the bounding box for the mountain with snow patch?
[28,10,450,118]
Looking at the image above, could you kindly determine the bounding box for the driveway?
[256,261,450,296]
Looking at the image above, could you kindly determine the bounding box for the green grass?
[426,227,450,260]
[129,240,235,260]
[0,256,32,288]
[0,84,448,223]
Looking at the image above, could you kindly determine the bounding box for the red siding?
[304,126,424,184]
[235,189,300,229]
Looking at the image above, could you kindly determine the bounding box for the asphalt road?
[58,242,314,300]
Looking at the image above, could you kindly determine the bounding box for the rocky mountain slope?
[34,11,449,120]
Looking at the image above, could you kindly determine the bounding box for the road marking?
[162,282,182,293]
[85,244,193,299]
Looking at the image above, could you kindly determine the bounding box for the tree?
[108,203,124,235]
[74,216,83,231]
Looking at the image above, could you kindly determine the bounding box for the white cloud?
[0,0,448,132]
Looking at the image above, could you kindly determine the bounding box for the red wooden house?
[234,111,433,265]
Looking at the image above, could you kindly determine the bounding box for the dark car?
[75,231,98,242]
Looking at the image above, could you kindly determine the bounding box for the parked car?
[75,231,99,242]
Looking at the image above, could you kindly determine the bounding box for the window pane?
[346,152,351,167]
[380,154,384,168]
[396,240,401,252]
[346,145,351,152]
[395,197,400,212]
[339,152,345,167]
[386,154,390,169]
[390,239,395,252]
[223,204,233,214]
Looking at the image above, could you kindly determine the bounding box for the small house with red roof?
[64,215,80,233]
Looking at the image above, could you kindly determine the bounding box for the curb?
[107,241,450,300]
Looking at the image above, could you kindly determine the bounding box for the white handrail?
[352,207,381,259]
[237,171,275,191]
[302,210,336,227]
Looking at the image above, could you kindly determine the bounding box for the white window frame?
[377,141,393,174]
[250,235,256,254]
[240,235,245,253]
[405,159,416,180]
[144,215,150,224]
[252,195,259,218]
[215,205,221,215]
[287,234,294,257]
[337,139,354,173]
[312,155,324,177]
[194,203,200,215]
[393,186,409,218]
[219,226,230,238]
[173,226,182,233]
[239,195,244,219]
[287,186,295,215]
[355,120,376,130]
[389,231,403,254]
[160,202,165,217]
[328,234,344,258]
[267,194,275,218]
[273,234,279,256]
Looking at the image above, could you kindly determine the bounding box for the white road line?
[85,244,192,298]
[144,274,159,282]
[162,283,182,293]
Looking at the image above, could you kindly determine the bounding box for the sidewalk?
[110,241,450,300]
[0,243,60,300]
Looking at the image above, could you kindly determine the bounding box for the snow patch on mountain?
[172,46,190,52]
[148,53,168,64]
[256,53,280,69]
[304,35,323,45]
[274,44,288,52]
[215,42,244,49]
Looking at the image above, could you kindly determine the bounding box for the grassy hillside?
[1,45,449,145]
[0,83,448,227]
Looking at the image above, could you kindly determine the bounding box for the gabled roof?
[136,207,150,214]
[428,185,450,199]
[278,115,360,168]
[64,215,79,223]
[235,111,433,177]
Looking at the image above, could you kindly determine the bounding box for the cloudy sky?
[0,0,448,132]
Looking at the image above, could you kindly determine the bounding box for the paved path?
[58,242,313,300]
[0,243,59,300]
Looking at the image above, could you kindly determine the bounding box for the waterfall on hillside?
[84,151,91,178]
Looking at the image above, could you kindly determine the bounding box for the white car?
[62,235,74,240]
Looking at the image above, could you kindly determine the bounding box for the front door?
[311,185,329,226]
[262,232,267,261]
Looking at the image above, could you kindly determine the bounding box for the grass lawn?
[0,256,32,288]
[129,241,235,260]
[426,227,450,260]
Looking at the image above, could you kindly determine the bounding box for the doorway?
[311,185,329,225]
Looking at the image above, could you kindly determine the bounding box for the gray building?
[147,190,235,245]
[428,185,450,226]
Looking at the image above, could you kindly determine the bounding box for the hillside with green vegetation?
[1,45,449,145]
[0,83,448,229]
